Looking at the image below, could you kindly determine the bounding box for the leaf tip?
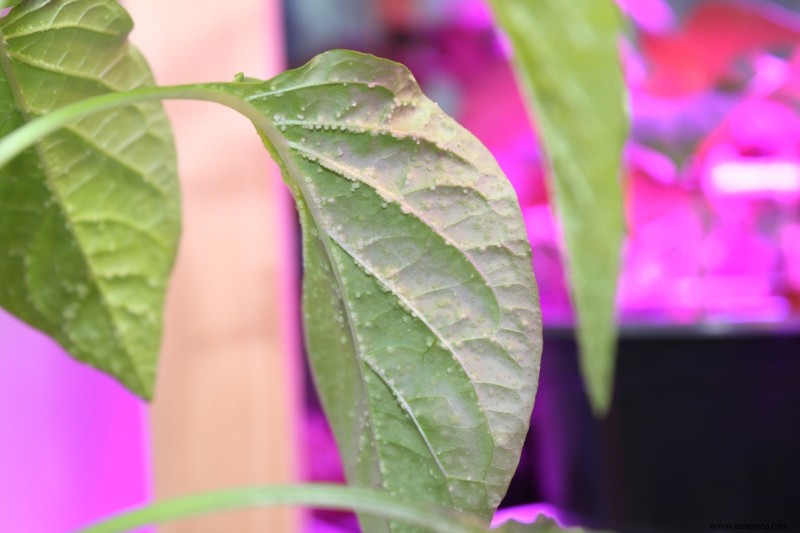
[581,343,617,417]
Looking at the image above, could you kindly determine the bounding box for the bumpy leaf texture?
[222,51,541,531]
[0,0,179,398]
[489,0,628,415]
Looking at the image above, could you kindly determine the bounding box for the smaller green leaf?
[0,0,180,398]
[488,0,628,415]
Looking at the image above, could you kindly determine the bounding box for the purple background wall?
[0,309,150,532]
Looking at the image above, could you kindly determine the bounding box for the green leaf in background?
[496,516,602,533]
[488,0,628,415]
[226,50,541,531]
[0,0,179,398]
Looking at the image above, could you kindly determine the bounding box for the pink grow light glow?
[491,502,567,529]
[616,0,674,34]
[709,160,800,195]
[0,310,151,533]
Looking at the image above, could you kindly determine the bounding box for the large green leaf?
[488,1,628,415]
[224,51,542,530]
[0,0,179,398]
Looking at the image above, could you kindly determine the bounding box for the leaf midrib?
[291,138,505,460]
[266,132,391,531]
[361,355,455,497]
[289,142,503,312]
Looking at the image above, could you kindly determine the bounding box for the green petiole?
[74,484,489,533]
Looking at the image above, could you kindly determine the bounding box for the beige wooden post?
[128,1,301,531]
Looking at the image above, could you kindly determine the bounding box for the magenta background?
[0,309,150,532]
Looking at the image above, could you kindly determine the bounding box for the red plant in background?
[639,1,800,97]
[620,0,800,321]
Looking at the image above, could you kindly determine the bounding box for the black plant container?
[502,322,800,533]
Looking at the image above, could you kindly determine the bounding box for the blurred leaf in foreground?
[489,0,629,415]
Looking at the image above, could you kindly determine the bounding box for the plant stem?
[0,83,274,170]
[75,484,487,533]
